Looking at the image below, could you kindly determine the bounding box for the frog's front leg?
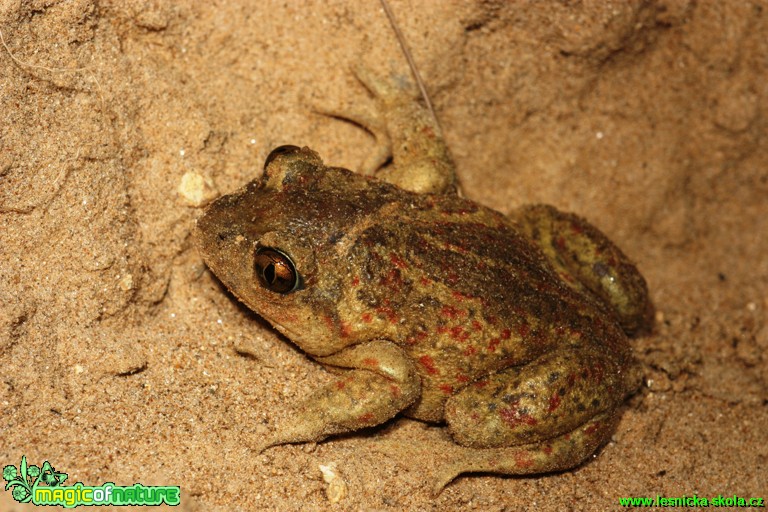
[512,204,653,334]
[257,340,421,452]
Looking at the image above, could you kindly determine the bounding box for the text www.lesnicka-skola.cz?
[618,494,764,508]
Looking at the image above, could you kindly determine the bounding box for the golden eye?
[264,145,301,170]
[254,248,299,293]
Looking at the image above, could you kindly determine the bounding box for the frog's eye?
[254,247,300,293]
[264,145,301,170]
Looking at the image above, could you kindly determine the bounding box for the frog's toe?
[311,102,392,176]
[312,101,384,136]
[352,65,413,100]
[431,464,465,497]
[251,422,317,454]
[251,434,284,455]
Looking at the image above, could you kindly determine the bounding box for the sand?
[1,0,766,510]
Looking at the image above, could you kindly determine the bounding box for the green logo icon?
[3,456,67,503]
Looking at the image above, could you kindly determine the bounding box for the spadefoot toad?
[193,69,651,493]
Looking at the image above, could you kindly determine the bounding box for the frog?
[193,68,652,494]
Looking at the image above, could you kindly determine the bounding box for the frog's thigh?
[512,204,652,333]
[433,412,618,496]
[444,346,625,449]
[257,341,420,452]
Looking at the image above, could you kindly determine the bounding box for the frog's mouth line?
[255,311,308,349]
[269,320,298,342]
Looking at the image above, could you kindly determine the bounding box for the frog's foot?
[256,341,421,451]
[312,100,393,177]
[511,204,653,334]
[315,66,458,195]
[432,412,618,496]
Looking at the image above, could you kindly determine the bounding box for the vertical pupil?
[255,248,297,293]
[263,264,276,284]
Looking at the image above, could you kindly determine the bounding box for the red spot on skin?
[585,421,601,436]
[439,384,454,395]
[517,322,530,337]
[419,355,439,375]
[543,445,553,455]
[380,268,402,289]
[351,276,360,286]
[514,450,534,469]
[340,322,351,338]
[361,312,372,323]
[335,380,346,390]
[420,277,430,286]
[375,304,398,324]
[486,314,498,326]
[358,413,375,424]
[487,338,500,352]
[456,374,470,383]
[441,305,466,318]
[389,384,401,397]
[406,331,428,345]
[389,252,408,269]
[501,328,511,340]
[463,346,478,356]
[548,393,561,412]
[472,320,483,332]
[450,326,469,342]
[451,290,469,301]
[362,358,378,368]
[564,433,571,441]
[473,380,488,388]
[499,402,538,428]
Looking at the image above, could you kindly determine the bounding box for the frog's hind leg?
[316,66,458,195]
[433,412,618,496]
[511,204,653,334]
[438,345,640,494]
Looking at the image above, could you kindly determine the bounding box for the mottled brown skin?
[193,70,652,494]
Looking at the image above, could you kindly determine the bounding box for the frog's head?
[193,145,397,356]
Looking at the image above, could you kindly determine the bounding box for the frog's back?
[342,188,632,419]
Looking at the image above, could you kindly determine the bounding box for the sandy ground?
[1,0,767,510]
